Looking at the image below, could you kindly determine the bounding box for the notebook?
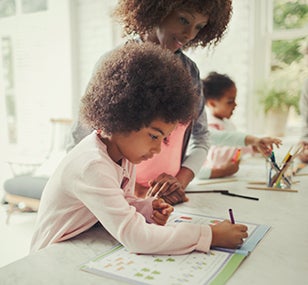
[81,211,270,285]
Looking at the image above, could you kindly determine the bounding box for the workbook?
[81,211,270,285]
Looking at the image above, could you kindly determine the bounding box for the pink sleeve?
[125,194,156,224]
[76,163,212,255]
[122,167,156,223]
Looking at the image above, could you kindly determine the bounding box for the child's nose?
[150,143,161,155]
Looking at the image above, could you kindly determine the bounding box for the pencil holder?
[266,160,293,189]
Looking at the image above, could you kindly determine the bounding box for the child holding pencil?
[30,43,248,254]
[198,72,282,179]
[67,0,233,205]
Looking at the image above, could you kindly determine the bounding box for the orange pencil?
[232,148,241,163]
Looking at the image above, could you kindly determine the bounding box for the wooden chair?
[3,118,72,224]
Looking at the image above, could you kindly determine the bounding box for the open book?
[81,211,270,285]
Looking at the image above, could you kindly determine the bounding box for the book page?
[81,212,270,285]
[81,244,244,285]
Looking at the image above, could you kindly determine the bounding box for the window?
[1,36,16,144]
[269,0,308,126]
[271,0,308,70]
[254,0,308,137]
[21,0,47,14]
[0,0,16,18]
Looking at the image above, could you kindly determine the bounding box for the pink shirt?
[30,131,211,254]
[136,124,188,186]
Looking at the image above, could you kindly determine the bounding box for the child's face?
[152,9,209,52]
[208,85,237,120]
[111,119,177,164]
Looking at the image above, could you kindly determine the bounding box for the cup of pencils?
[266,144,302,189]
[267,160,293,189]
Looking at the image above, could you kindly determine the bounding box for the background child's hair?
[113,0,232,49]
[79,42,197,135]
[202,71,235,102]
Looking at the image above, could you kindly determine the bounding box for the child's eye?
[227,100,235,104]
[149,134,158,140]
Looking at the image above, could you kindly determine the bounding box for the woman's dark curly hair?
[202,71,235,102]
[79,42,198,135]
[113,0,232,49]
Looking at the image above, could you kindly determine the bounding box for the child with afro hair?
[31,42,248,254]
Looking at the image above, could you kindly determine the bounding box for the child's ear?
[207,99,217,108]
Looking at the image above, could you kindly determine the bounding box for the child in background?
[198,72,282,179]
[31,43,248,254]
[67,0,233,205]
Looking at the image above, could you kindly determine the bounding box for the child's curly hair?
[80,42,197,135]
[113,0,232,49]
[202,71,235,102]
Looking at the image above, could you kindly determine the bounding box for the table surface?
[1,156,307,285]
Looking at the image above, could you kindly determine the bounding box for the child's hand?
[221,159,240,175]
[210,159,240,178]
[151,198,174,226]
[254,137,282,156]
[210,220,248,249]
[146,173,188,205]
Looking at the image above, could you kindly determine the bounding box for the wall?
[72,0,120,119]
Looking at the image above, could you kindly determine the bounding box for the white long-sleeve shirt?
[31,132,212,254]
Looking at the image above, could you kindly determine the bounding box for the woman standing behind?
[69,0,233,205]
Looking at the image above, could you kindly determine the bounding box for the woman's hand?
[146,173,188,205]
